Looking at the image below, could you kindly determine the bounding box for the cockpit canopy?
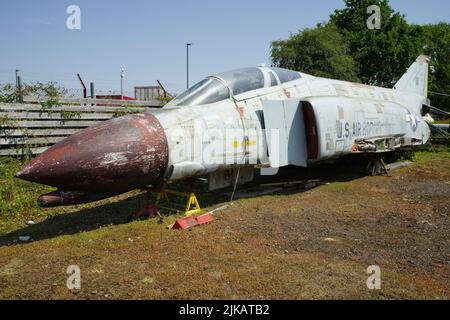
[166,67,301,107]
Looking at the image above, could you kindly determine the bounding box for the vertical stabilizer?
[393,55,429,97]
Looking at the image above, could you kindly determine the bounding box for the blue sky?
[0,0,449,95]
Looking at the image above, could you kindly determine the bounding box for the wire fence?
[64,88,136,98]
[0,84,136,100]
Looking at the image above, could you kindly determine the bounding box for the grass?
[0,139,448,235]
[0,157,55,231]
[434,119,450,124]
[413,139,450,166]
[0,157,167,235]
[322,181,352,192]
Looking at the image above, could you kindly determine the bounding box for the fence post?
[90,82,95,99]
[17,76,23,103]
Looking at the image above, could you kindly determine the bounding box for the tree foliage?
[0,81,68,104]
[421,23,450,111]
[272,24,359,82]
[329,0,424,86]
[270,0,450,111]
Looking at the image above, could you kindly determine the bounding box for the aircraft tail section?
[393,55,429,97]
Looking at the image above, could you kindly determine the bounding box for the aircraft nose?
[16,113,169,193]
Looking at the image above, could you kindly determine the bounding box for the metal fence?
[0,100,162,156]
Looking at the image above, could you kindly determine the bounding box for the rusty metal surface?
[16,113,169,193]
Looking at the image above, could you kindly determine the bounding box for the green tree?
[330,0,423,86]
[156,92,174,105]
[271,24,359,82]
[0,81,67,105]
[421,23,450,112]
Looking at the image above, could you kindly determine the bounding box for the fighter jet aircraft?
[16,56,431,208]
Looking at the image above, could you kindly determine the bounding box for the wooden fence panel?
[0,104,149,113]
[0,147,48,156]
[0,128,81,137]
[22,97,164,107]
[6,112,114,120]
[11,120,104,128]
[0,136,64,146]
[0,102,152,156]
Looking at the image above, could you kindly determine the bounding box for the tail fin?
[393,55,429,96]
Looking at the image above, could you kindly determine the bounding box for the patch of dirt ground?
[0,154,449,299]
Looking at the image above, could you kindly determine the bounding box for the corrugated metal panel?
[134,86,162,101]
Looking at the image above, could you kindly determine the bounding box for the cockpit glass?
[271,67,301,83]
[268,71,278,86]
[217,67,265,95]
[166,67,301,107]
[166,78,230,107]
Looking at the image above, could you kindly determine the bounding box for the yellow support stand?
[155,189,202,216]
[184,192,202,216]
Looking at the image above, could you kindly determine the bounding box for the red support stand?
[137,189,159,218]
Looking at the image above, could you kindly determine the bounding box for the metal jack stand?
[137,188,160,218]
[136,178,202,218]
[367,157,390,176]
[155,189,202,216]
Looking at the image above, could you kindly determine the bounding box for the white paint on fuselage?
[155,71,430,181]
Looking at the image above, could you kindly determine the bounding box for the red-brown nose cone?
[16,113,169,193]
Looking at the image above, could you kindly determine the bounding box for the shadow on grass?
[0,154,380,247]
[254,154,372,185]
[0,193,148,247]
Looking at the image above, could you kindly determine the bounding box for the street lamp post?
[186,43,192,89]
[120,67,125,100]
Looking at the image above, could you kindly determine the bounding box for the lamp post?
[186,43,192,89]
[120,67,125,100]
